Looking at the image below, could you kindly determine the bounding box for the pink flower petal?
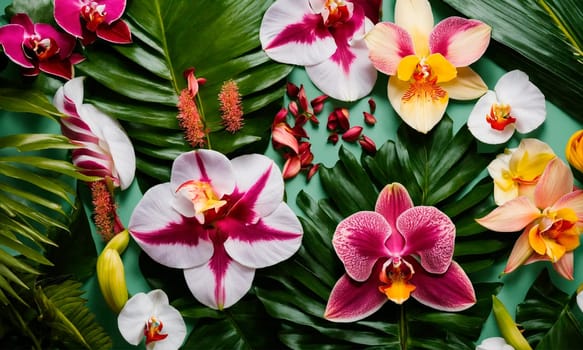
[374,183,412,253]
[260,0,336,66]
[96,19,132,44]
[534,158,573,209]
[100,0,127,23]
[230,154,284,218]
[475,196,540,232]
[364,22,415,75]
[552,190,583,218]
[324,264,388,322]
[351,0,382,23]
[184,245,255,310]
[504,230,534,274]
[129,184,214,269]
[54,0,84,37]
[38,58,74,80]
[333,211,390,282]
[410,259,476,312]
[440,66,487,100]
[397,206,455,274]
[0,24,33,68]
[429,17,490,67]
[394,0,433,55]
[34,23,76,58]
[552,251,574,280]
[222,203,302,268]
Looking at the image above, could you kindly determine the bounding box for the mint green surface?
[1,0,582,348]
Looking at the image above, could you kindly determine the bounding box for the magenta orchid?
[54,77,136,190]
[476,158,583,280]
[54,0,132,45]
[0,13,83,79]
[324,183,475,322]
[260,0,380,101]
[128,149,303,310]
[364,0,491,133]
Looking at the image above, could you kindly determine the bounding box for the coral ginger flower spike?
[365,0,491,133]
[325,183,475,322]
[477,158,583,280]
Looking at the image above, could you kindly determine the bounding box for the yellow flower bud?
[97,230,129,313]
[492,295,532,350]
[566,130,583,174]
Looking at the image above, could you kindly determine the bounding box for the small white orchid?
[467,70,546,145]
[476,337,515,350]
[118,289,186,350]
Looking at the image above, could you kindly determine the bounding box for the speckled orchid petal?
[184,247,255,310]
[476,196,541,232]
[504,230,534,274]
[429,17,491,67]
[333,211,391,282]
[365,22,416,75]
[129,184,214,269]
[534,158,573,209]
[409,259,476,311]
[394,0,433,55]
[324,262,388,322]
[440,67,487,100]
[260,0,336,66]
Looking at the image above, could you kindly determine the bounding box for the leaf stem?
[196,93,212,149]
[399,304,408,350]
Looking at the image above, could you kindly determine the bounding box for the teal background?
[1,0,582,348]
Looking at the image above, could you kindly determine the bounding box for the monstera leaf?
[254,118,505,349]
[440,0,583,121]
[74,0,292,185]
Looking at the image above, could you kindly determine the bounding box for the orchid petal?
[96,19,132,44]
[468,91,515,144]
[79,104,135,189]
[222,202,302,268]
[306,37,377,101]
[441,67,487,100]
[35,23,76,58]
[552,251,574,280]
[184,247,255,310]
[282,156,301,180]
[352,0,382,23]
[230,154,284,217]
[62,76,86,109]
[388,76,448,134]
[170,150,236,200]
[429,17,490,67]
[394,0,433,56]
[476,196,540,232]
[152,302,187,350]
[333,211,390,281]
[552,190,583,218]
[129,184,214,269]
[504,230,534,274]
[117,292,152,345]
[38,58,74,80]
[272,124,300,154]
[0,24,33,68]
[494,70,546,134]
[398,206,455,274]
[534,158,573,209]
[364,22,415,75]
[324,265,388,322]
[410,260,475,311]
[10,13,34,32]
[260,0,336,66]
[375,183,412,252]
[100,0,127,23]
[54,0,84,37]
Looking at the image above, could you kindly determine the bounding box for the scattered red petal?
[342,126,363,142]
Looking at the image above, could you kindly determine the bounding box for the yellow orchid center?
[144,316,168,344]
[176,180,227,215]
[396,54,456,106]
[322,0,352,26]
[486,103,516,131]
[378,258,416,304]
[81,2,107,32]
[529,207,581,262]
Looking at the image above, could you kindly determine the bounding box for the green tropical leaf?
[439,0,583,121]
[0,88,62,119]
[515,270,583,349]
[74,0,292,185]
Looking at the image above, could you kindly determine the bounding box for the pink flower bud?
[298,85,310,112]
[288,101,299,117]
[286,82,299,98]
[359,135,377,155]
[311,94,328,114]
[328,132,339,144]
[363,111,377,126]
[368,98,376,114]
[307,163,320,182]
[342,126,363,142]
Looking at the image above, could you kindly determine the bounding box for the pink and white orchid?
[468,70,546,144]
[324,183,475,322]
[118,289,187,350]
[477,158,583,280]
[54,0,132,45]
[54,77,136,190]
[128,149,303,310]
[0,13,83,79]
[260,0,380,101]
[364,0,491,133]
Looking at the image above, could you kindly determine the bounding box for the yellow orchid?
[96,229,130,313]
[364,0,491,133]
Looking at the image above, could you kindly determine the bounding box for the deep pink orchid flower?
[54,0,131,45]
[260,0,380,101]
[54,77,136,190]
[477,158,583,280]
[324,183,475,322]
[0,13,83,79]
[128,150,303,310]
